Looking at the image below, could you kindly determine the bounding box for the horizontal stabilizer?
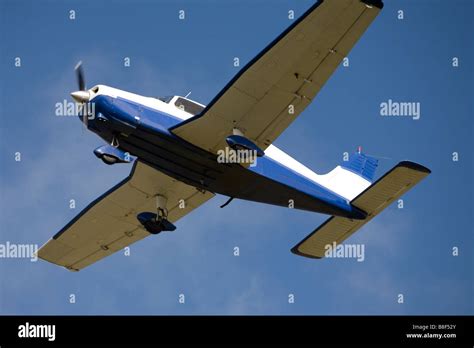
[291,161,430,259]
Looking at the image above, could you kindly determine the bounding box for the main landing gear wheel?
[136,195,177,234]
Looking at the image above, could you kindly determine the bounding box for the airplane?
[38,0,430,271]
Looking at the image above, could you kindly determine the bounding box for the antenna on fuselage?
[356,146,392,161]
[184,91,192,98]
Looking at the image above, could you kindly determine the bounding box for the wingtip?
[361,0,384,9]
[398,161,432,174]
[290,246,323,259]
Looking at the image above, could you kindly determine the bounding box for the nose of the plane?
[70,90,90,103]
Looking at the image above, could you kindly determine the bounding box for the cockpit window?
[174,97,205,115]
[157,96,173,103]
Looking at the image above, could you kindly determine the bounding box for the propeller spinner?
[71,61,91,127]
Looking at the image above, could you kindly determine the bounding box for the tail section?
[317,149,379,201]
[341,147,378,182]
[292,161,431,259]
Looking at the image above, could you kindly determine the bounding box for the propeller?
[71,61,91,128]
[75,61,85,91]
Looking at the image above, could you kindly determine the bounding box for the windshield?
[174,97,205,115]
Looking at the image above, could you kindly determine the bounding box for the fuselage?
[84,85,366,219]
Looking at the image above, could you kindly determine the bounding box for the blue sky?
[0,0,472,315]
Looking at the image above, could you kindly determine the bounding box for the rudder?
[318,149,379,201]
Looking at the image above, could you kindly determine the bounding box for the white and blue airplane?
[39,0,430,271]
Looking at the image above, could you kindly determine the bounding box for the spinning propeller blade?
[71,61,91,129]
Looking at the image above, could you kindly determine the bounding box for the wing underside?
[171,0,383,153]
[38,161,214,271]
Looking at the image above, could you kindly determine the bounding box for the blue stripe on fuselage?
[91,95,183,134]
[88,94,361,218]
[250,156,354,214]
